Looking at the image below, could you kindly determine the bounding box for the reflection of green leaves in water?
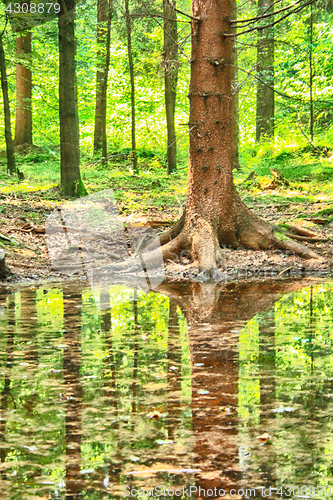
[238,283,333,488]
[0,285,191,498]
[3,283,333,498]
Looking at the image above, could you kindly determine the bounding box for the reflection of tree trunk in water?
[63,288,84,499]
[20,288,41,483]
[0,293,15,489]
[258,308,276,489]
[21,288,38,369]
[131,291,138,431]
[167,300,182,441]
[309,285,314,372]
[100,290,122,484]
[259,308,276,412]
[125,0,137,173]
[101,291,118,415]
[157,280,316,496]
[101,290,113,400]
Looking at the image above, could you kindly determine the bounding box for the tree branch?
[236,65,333,105]
[140,0,191,62]
[231,0,305,25]
[166,0,200,21]
[225,0,317,37]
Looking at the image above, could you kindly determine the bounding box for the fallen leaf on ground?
[257,432,271,442]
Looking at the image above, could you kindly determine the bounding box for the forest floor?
[1,144,333,284]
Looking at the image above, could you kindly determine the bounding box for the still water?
[0,279,333,499]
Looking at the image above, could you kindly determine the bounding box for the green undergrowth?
[236,140,333,206]
[0,146,188,216]
[1,141,333,218]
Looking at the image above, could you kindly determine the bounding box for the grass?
[0,146,188,218]
[1,141,333,219]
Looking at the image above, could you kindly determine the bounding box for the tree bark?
[0,35,17,175]
[163,0,178,175]
[256,0,274,142]
[93,0,112,157]
[309,3,314,142]
[231,3,240,170]
[58,0,86,197]
[14,31,32,147]
[125,0,138,173]
[147,0,322,271]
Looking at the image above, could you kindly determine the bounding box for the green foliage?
[0,0,333,204]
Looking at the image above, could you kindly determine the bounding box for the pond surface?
[0,280,333,499]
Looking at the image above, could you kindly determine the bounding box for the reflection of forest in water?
[0,280,333,498]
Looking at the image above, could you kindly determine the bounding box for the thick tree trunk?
[93,0,112,157]
[163,0,178,175]
[14,31,32,147]
[256,0,274,142]
[231,4,240,170]
[58,0,86,197]
[0,36,17,175]
[148,0,321,271]
[125,0,138,173]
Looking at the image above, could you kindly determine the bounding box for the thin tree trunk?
[0,35,17,175]
[256,0,274,142]
[58,0,86,197]
[93,0,112,158]
[125,0,138,173]
[163,0,178,175]
[14,31,32,147]
[309,3,314,142]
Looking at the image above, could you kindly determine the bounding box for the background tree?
[0,31,16,175]
[14,29,32,147]
[93,0,112,157]
[308,2,314,141]
[256,0,275,142]
[163,0,178,174]
[125,0,138,173]
[58,0,86,196]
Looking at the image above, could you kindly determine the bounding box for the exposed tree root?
[285,233,327,243]
[107,194,325,275]
[155,191,324,271]
[283,223,319,238]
